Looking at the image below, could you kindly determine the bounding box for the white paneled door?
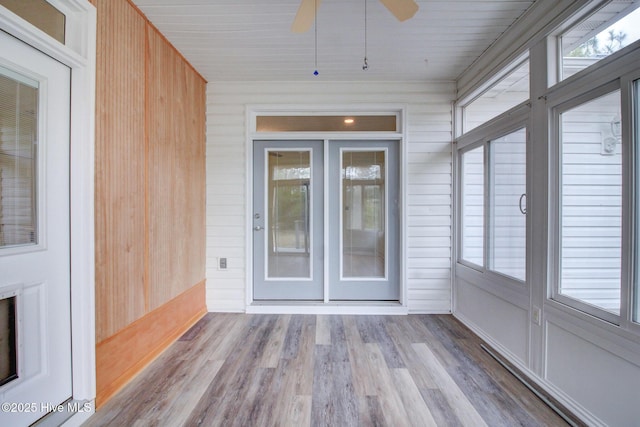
[0,31,72,426]
[253,140,399,301]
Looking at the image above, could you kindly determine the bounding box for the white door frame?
[245,105,408,315]
[0,0,97,419]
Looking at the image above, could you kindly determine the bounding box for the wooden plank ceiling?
[130,0,535,82]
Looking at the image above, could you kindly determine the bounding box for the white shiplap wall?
[206,81,454,313]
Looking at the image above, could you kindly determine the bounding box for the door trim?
[0,0,97,416]
[246,105,408,312]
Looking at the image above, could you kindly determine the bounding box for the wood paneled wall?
[94,0,147,343]
[147,29,206,310]
[92,0,207,407]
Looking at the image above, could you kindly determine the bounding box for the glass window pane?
[0,69,38,248]
[561,5,640,80]
[560,90,622,314]
[257,115,396,132]
[489,129,527,281]
[463,59,529,133]
[267,151,311,278]
[342,150,385,278]
[461,146,484,266]
[0,0,65,44]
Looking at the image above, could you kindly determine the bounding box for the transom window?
[459,57,530,135]
[560,2,640,81]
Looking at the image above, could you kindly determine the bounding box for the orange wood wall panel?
[92,0,207,406]
[94,0,147,343]
[95,281,207,407]
[147,29,207,310]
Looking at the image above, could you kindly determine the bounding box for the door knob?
[254,226,264,231]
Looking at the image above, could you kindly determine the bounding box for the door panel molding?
[252,139,400,302]
[0,32,72,426]
[253,140,324,300]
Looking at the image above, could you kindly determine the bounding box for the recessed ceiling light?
[344,118,355,124]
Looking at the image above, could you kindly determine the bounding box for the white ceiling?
[131,0,536,82]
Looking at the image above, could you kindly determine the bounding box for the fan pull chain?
[314,0,319,75]
[362,0,368,70]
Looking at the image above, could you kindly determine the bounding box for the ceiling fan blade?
[379,0,419,22]
[291,0,322,33]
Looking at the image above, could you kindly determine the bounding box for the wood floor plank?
[282,395,312,427]
[147,359,224,426]
[359,395,385,426]
[311,345,359,426]
[391,368,438,427]
[356,316,405,368]
[86,314,572,427]
[315,314,331,345]
[259,314,290,368]
[281,314,305,360]
[384,316,439,390]
[343,315,378,396]
[419,387,465,427]
[412,342,489,427]
[364,343,412,426]
[294,315,316,396]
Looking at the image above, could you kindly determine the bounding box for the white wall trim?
[245,104,408,313]
[247,303,409,315]
[0,0,97,404]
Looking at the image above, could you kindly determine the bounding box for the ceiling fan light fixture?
[379,0,419,21]
[291,0,418,33]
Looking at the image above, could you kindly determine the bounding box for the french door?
[0,31,72,425]
[253,139,399,301]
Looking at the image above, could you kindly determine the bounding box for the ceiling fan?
[291,0,419,33]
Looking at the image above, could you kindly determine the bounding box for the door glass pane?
[342,150,385,278]
[0,69,38,248]
[489,129,526,281]
[461,146,485,266]
[268,150,311,278]
[560,90,622,314]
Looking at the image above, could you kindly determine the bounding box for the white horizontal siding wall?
[206,81,454,313]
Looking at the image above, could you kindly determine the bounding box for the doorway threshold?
[246,301,407,315]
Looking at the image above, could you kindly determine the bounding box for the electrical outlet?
[218,257,227,270]
[532,307,541,326]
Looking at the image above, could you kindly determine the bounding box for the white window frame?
[549,81,623,325]
[554,0,640,84]
[456,104,530,295]
[546,43,640,334]
[455,53,529,138]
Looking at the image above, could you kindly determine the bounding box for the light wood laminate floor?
[85,314,573,426]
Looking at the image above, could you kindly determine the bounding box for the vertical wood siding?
[147,28,206,310]
[206,82,454,313]
[94,0,147,342]
[92,0,207,405]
